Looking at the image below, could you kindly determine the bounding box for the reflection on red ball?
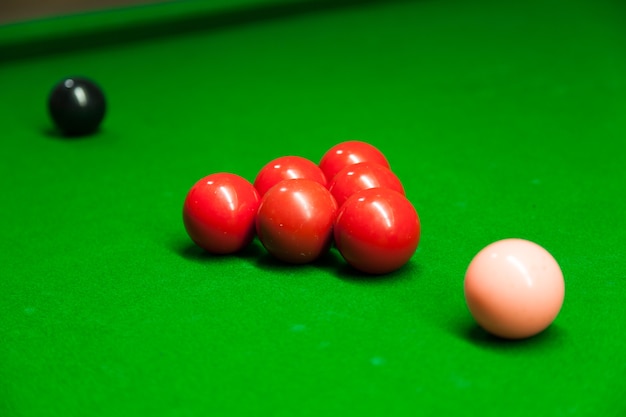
[319,140,390,182]
[329,162,405,208]
[183,173,260,254]
[256,179,337,264]
[334,188,420,274]
[254,155,327,197]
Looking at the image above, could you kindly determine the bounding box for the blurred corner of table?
[0,0,168,25]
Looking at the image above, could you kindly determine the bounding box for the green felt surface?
[1,0,626,415]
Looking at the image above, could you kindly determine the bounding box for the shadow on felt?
[172,234,419,285]
[172,237,266,263]
[454,317,566,351]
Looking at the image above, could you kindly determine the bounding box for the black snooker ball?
[48,77,106,136]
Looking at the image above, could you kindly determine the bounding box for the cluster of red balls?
[182,141,421,274]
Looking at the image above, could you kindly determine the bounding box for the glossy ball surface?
[334,188,420,274]
[254,156,327,197]
[329,162,405,208]
[256,179,337,264]
[48,77,106,136]
[464,238,565,339]
[319,141,390,182]
[183,173,260,254]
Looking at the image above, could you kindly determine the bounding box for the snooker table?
[1,0,626,415]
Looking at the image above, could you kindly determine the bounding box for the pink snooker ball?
[464,238,565,339]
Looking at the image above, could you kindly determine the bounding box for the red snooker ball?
[319,140,390,182]
[256,179,338,264]
[254,155,327,197]
[334,188,420,274]
[183,173,260,254]
[328,162,405,208]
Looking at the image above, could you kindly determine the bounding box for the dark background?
[0,0,163,24]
